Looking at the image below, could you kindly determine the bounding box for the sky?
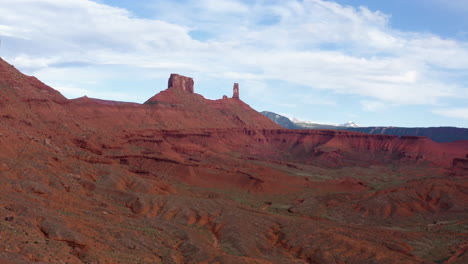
[0,0,467,128]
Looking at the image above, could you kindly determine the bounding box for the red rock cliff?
[168,73,194,93]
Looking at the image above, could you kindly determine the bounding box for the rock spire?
[233,83,239,99]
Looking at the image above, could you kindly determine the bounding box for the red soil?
[0,58,467,263]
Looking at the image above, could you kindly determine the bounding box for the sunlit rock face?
[168,73,194,93]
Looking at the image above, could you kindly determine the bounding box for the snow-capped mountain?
[341,121,359,127]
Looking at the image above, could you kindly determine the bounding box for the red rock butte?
[168,73,194,93]
[0,57,467,264]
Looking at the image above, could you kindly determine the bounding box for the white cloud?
[0,0,467,115]
[55,85,142,102]
[433,108,468,120]
[9,55,58,69]
[360,100,388,112]
[199,0,248,13]
[0,0,198,63]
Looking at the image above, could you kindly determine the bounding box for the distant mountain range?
[341,121,359,127]
[261,111,468,143]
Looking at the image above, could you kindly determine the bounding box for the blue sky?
[1,0,467,127]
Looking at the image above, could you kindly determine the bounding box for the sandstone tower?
[233,83,239,99]
[168,73,194,93]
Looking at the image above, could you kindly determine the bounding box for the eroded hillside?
[0,58,467,264]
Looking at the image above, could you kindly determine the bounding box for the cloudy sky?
[1,0,467,127]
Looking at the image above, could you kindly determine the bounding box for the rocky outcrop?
[168,73,194,93]
[142,74,279,129]
[233,83,239,99]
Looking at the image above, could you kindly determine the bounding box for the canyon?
[0,58,467,264]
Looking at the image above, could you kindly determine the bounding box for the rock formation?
[233,83,239,99]
[168,73,194,93]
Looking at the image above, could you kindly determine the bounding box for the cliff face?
[168,73,194,93]
[1,58,467,264]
